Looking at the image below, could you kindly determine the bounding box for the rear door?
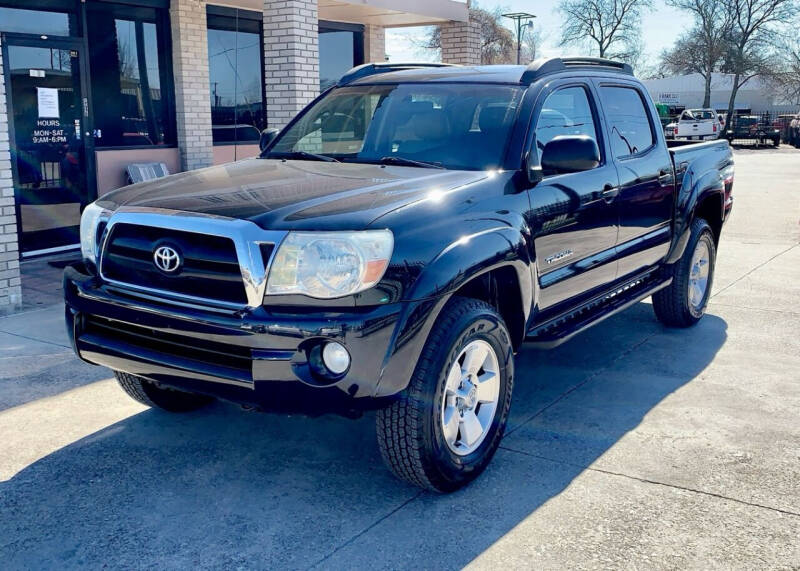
[527,80,620,312]
[595,82,674,280]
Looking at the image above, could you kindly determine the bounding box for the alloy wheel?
[440,339,500,456]
[688,240,711,310]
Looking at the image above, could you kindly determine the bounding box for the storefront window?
[319,23,364,91]
[207,8,264,144]
[86,4,175,147]
[0,6,77,36]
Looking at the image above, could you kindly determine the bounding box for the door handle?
[658,169,672,185]
[601,184,619,202]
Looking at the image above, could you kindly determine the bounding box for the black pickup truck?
[65,58,734,492]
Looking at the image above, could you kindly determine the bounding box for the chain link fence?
[660,110,800,147]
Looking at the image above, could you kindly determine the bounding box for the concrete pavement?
[0,148,798,569]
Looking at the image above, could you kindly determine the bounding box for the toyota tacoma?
[65,58,735,492]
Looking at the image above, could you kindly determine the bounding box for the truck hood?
[101,158,489,230]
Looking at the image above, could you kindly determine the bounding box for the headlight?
[266,230,393,299]
[79,202,111,265]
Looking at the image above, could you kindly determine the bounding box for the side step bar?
[525,276,672,349]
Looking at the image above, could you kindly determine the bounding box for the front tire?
[652,218,716,328]
[114,371,214,412]
[376,297,514,493]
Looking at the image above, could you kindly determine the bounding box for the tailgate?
[677,120,716,139]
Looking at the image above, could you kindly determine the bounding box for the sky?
[385,0,685,68]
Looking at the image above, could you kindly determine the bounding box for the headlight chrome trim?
[80,202,113,265]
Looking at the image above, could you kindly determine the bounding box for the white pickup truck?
[674,108,721,141]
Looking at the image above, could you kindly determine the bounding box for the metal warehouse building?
[642,72,784,114]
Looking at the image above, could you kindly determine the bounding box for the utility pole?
[502,12,536,65]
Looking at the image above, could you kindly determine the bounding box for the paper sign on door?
[37,87,60,118]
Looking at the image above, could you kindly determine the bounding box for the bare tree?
[423,5,540,65]
[661,31,706,80]
[663,0,733,107]
[721,0,797,121]
[766,36,800,104]
[558,0,652,63]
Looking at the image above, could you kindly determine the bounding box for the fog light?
[322,341,350,375]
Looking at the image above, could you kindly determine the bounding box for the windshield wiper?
[376,156,445,169]
[269,150,340,162]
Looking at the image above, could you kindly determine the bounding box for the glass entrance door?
[4,39,90,255]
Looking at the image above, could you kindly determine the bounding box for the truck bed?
[668,139,732,185]
[668,139,734,222]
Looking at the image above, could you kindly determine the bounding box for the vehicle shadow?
[0,302,727,569]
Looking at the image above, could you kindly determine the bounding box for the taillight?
[713,123,717,132]
[674,127,678,135]
[722,167,734,209]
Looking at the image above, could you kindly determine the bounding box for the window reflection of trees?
[208,20,264,143]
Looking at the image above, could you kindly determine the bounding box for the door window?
[534,86,599,162]
[6,44,86,254]
[598,86,655,158]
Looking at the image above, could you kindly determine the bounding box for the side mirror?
[259,128,280,152]
[540,135,600,175]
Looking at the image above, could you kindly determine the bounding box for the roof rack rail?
[520,57,633,84]
[338,62,458,85]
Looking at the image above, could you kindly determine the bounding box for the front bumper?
[64,263,436,414]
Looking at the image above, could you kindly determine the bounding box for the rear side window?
[535,86,598,160]
[599,86,655,158]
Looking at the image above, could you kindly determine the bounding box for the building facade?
[0,0,477,310]
[642,72,782,114]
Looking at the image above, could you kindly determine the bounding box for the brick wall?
[263,0,320,131]
[440,17,481,66]
[364,24,386,63]
[170,0,214,172]
[0,36,22,312]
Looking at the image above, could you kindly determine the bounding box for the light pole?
[502,12,536,65]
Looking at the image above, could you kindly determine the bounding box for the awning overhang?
[319,0,468,26]
[210,0,468,26]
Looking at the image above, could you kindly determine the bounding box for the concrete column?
[364,24,386,63]
[263,0,320,131]
[170,0,214,172]
[440,16,481,65]
[0,36,22,312]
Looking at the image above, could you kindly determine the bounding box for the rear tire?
[652,218,716,328]
[376,297,514,493]
[114,371,214,412]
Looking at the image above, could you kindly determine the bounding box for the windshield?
[265,83,524,170]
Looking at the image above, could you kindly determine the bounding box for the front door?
[527,81,620,313]
[3,36,92,256]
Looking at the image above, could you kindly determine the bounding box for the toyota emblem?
[153,245,182,273]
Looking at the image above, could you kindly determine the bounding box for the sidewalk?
[17,251,80,312]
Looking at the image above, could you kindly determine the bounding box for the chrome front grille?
[98,207,287,309]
